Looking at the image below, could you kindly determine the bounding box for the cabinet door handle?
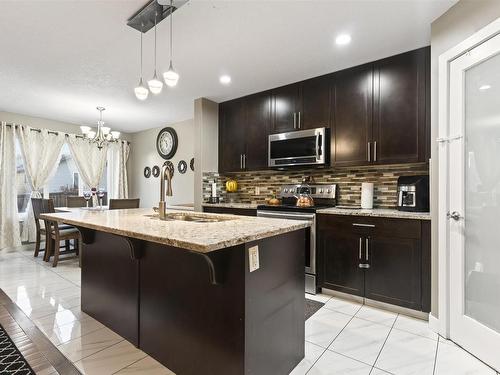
[367,142,371,162]
[298,111,301,129]
[240,154,243,169]
[365,238,369,261]
[359,237,362,260]
[293,113,297,129]
[243,154,246,169]
[373,141,377,162]
[352,223,375,228]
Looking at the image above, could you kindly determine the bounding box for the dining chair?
[109,198,140,210]
[31,198,72,259]
[66,195,91,208]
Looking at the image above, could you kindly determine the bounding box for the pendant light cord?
[154,14,157,73]
[140,23,144,79]
[169,0,173,65]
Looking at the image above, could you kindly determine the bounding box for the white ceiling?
[0,0,456,133]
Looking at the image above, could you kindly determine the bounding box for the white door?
[448,32,500,371]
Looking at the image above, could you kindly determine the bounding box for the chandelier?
[80,107,120,150]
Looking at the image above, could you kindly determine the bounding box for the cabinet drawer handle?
[352,223,375,228]
[359,263,370,269]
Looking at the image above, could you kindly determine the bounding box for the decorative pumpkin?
[225,179,238,192]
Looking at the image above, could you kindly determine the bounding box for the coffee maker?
[397,175,429,212]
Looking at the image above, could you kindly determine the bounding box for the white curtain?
[0,123,21,250]
[67,135,108,205]
[108,140,130,199]
[16,125,65,242]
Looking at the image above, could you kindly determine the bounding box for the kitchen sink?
[146,212,234,223]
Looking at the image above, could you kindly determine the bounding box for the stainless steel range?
[257,183,337,294]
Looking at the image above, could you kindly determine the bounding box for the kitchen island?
[41,208,309,375]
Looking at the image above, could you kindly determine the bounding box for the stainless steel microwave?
[268,127,328,168]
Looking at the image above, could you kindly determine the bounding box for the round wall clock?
[144,166,151,178]
[156,127,178,160]
[152,165,160,178]
[178,160,187,174]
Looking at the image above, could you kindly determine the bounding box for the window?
[48,144,108,206]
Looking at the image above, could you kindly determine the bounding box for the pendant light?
[163,0,179,87]
[147,13,163,94]
[134,24,149,100]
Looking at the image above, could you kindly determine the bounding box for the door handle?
[373,141,377,162]
[365,238,369,261]
[367,142,371,162]
[447,211,463,221]
[240,154,243,169]
[293,112,297,129]
[298,111,301,129]
[243,154,246,169]
[359,238,362,260]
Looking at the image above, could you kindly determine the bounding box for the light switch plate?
[248,246,260,272]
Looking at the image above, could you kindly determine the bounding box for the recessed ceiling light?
[335,34,351,46]
[479,84,491,90]
[220,75,231,85]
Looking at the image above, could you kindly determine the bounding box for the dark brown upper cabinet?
[271,77,332,134]
[331,64,373,166]
[219,93,271,173]
[219,99,246,173]
[271,84,300,134]
[372,47,429,164]
[218,46,430,171]
[245,92,271,170]
[299,75,332,130]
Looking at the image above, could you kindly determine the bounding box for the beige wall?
[193,98,219,211]
[129,119,195,208]
[430,0,500,317]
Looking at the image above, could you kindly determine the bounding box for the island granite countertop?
[41,208,310,253]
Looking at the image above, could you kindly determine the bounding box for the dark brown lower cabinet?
[318,214,430,312]
[202,206,257,216]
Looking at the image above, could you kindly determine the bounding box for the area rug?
[305,299,324,320]
[0,323,34,375]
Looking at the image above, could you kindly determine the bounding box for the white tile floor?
[0,244,497,375]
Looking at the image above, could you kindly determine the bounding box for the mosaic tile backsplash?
[203,163,429,208]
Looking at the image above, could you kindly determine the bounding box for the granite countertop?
[317,207,431,220]
[41,208,310,253]
[202,202,259,210]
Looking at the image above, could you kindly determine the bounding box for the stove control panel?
[278,184,337,199]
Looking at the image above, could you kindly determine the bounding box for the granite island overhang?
[41,208,310,375]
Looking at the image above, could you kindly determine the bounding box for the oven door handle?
[257,211,315,221]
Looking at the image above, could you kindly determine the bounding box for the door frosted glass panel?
[464,52,500,333]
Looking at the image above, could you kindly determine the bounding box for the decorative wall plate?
[156,127,178,160]
[164,160,175,178]
[152,165,160,178]
[190,158,194,171]
[178,160,187,174]
[144,166,151,178]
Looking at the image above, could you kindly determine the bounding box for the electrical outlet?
[248,246,260,272]
[255,186,260,195]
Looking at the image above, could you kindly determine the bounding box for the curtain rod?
[3,123,130,144]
